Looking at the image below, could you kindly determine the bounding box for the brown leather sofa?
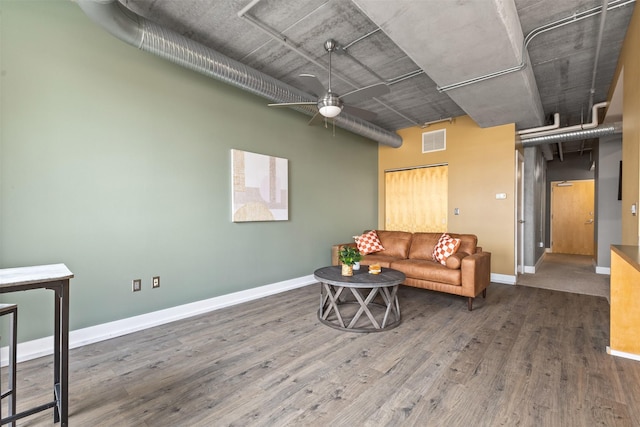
[332,230,492,310]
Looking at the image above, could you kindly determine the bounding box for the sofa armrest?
[331,242,357,266]
[460,251,491,297]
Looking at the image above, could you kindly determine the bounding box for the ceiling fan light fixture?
[319,105,342,118]
[318,92,343,118]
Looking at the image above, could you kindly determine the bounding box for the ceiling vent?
[422,129,446,153]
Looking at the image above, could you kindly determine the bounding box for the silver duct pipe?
[521,122,622,146]
[77,0,402,148]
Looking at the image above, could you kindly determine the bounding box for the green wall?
[0,1,379,342]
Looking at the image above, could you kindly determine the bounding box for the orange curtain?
[385,165,447,232]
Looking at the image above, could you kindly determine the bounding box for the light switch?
[454,208,460,215]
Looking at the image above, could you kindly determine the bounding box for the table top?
[314,265,405,288]
[612,245,640,272]
[0,263,74,288]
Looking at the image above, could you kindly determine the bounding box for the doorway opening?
[520,178,600,296]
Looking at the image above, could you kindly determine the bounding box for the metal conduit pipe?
[520,102,608,139]
[77,0,402,148]
[517,112,560,135]
[588,0,609,119]
[520,122,622,147]
[438,0,635,93]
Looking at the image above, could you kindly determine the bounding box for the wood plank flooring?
[6,283,640,426]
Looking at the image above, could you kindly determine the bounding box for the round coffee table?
[314,266,405,332]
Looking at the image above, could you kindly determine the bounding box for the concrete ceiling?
[118,0,634,158]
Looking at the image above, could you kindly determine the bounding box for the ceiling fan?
[269,39,390,124]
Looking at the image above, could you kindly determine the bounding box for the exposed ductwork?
[520,122,622,147]
[519,101,612,160]
[76,0,402,148]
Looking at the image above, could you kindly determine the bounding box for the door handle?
[585,219,594,224]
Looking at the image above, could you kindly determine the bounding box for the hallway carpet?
[517,253,610,301]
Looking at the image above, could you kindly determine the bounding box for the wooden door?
[551,180,594,255]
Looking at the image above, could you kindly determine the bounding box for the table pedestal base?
[318,283,400,332]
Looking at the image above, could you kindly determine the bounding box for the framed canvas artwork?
[231,149,289,222]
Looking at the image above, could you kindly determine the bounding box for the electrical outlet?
[132,279,142,292]
[152,276,160,289]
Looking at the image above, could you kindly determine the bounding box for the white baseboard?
[0,270,536,365]
[1,274,317,366]
[522,252,547,274]
[535,251,546,270]
[606,346,640,362]
[595,266,611,275]
[491,273,516,285]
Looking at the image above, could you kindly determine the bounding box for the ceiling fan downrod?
[318,39,343,118]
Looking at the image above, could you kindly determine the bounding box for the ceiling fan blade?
[298,74,327,97]
[308,112,325,126]
[268,101,317,108]
[342,105,377,121]
[340,83,390,104]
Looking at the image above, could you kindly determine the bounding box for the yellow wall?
[612,5,640,244]
[378,116,516,275]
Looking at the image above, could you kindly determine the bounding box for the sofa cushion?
[354,230,385,255]
[391,259,462,286]
[359,254,398,268]
[433,234,461,265]
[449,233,478,255]
[408,232,441,261]
[374,230,413,259]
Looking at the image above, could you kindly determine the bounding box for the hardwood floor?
[7,283,640,426]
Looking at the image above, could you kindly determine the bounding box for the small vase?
[341,264,353,276]
[353,262,360,270]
